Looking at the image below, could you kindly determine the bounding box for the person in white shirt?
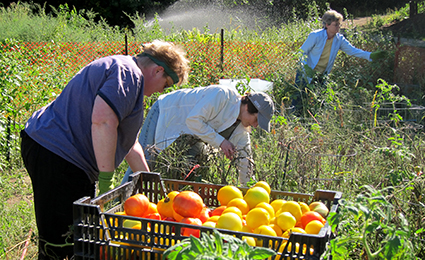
[121,85,275,185]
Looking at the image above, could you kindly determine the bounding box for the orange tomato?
[199,207,211,223]
[180,217,202,237]
[157,191,179,218]
[124,193,150,218]
[173,191,204,218]
[300,211,326,229]
[146,202,158,215]
[211,205,227,216]
[172,207,184,222]
[145,212,162,220]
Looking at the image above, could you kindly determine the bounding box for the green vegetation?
[325,185,417,259]
[163,229,276,260]
[1,1,424,259]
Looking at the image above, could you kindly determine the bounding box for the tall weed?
[0,2,125,42]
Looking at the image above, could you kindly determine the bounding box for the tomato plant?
[324,185,415,259]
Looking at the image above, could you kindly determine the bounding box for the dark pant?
[154,134,209,181]
[291,71,327,115]
[173,134,208,180]
[20,130,95,260]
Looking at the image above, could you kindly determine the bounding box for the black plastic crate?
[73,171,342,260]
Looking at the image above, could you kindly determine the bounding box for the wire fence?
[1,38,424,125]
[2,38,424,90]
[11,39,296,84]
[394,44,425,86]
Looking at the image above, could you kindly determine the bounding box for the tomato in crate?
[73,171,342,260]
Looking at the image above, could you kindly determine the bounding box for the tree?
[410,1,418,17]
[0,0,176,27]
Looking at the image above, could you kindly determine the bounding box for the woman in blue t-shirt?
[20,40,190,260]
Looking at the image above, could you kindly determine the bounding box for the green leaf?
[248,247,277,259]
[372,207,387,220]
[204,233,215,252]
[365,221,380,234]
[395,229,408,237]
[415,228,424,234]
[163,250,179,260]
[361,185,376,195]
[173,247,190,260]
[234,246,247,258]
[369,195,387,203]
[328,239,348,259]
[164,243,187,258]
[327,212,342,232]
[358,204,370,217]
[346,205,359,216]
[383,236,401,259]
[213,230,224,255]
[190,235,204,254]
[405,186,415,191]
[195,255,214,260]
[398,212,408,227]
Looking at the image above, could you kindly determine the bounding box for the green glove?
[98,171,114,195]
[370,50,387,61]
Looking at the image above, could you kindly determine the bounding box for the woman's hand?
[220,139,236,159]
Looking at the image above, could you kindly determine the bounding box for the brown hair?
[241,94,258,114]
[322,10,343,28]
[138,40,190,86]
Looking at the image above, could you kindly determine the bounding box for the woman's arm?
[230,130,253,185]
[125,141,150,172]
[91,95,119,172]
[339,34,372,61]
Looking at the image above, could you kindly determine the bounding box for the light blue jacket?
[300,28,372,82]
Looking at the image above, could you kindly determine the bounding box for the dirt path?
[341,16,371,28]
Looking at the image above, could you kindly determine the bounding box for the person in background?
[120,85,275,186]
[291,9,386,114]
[20,40,190,260]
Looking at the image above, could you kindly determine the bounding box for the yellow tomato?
[227,198,250,215]
[216,212,243,232]
[253,181,271,194]
[243,187,270,209]
[245,207,270,230]
[217,185,243,206]
[276,212,296,231]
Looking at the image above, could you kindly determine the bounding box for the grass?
[1,169,36,259]
[1,1,424,259]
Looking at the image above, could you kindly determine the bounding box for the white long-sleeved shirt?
[155,85,252,182]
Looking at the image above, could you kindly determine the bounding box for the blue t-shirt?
[25,55,145,183]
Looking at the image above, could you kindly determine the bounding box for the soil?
[341,16,371,28]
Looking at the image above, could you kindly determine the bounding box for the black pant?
[20,130,95,260]
[291,71,327,115]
